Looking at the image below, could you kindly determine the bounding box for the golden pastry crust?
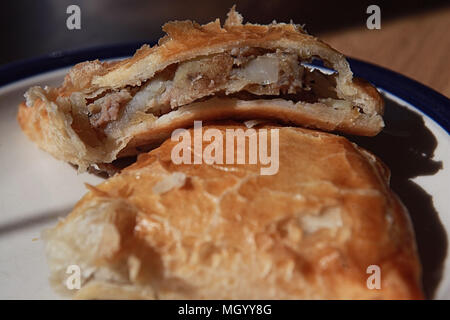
[18,7,384,171]
[44,123,423,299]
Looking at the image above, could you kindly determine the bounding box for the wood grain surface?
[321,8,450,98]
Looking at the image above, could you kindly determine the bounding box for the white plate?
[0,66,449,299]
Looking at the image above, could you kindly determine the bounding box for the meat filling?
[86,48,342,131]
[87,89,132,128]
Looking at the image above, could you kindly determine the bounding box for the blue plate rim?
[1,41,449,134]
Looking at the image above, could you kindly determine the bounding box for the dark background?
[1,0,448,66]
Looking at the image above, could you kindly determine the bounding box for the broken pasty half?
[44,124,422,299]
[18,8,384,171]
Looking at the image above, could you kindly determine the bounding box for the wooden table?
[321,8,450,98]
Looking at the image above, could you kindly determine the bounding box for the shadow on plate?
[346,96,447,299]
[0,207,71,239]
